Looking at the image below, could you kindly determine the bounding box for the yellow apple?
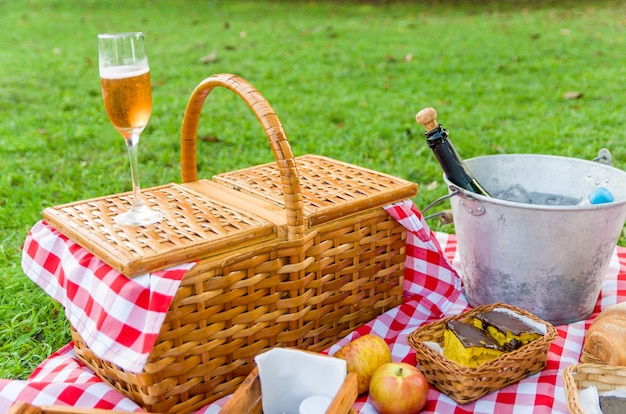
[369,362,429,414]
[333,334,392,394]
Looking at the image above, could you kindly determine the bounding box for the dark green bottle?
[416,107,491,197]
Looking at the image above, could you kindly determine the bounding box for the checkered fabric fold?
[384,199,462,316]
[21,220,195,373]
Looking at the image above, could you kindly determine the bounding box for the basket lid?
[212,155,418,226]
[43,183,276,277]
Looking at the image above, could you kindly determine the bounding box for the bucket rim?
[444,153,626,211]
[466,152,619,167]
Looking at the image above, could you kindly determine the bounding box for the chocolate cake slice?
[443,319,504,367]
[473,310,543,351]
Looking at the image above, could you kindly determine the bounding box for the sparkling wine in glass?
[98,32,163,226]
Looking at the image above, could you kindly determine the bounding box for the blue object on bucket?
[586,187,614,205]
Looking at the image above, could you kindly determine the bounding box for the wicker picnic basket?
[45,74,417,413]
[563,363,626,414]
[407,302,558,404]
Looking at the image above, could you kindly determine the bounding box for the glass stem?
[125,133,145,210]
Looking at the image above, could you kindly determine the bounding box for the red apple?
[333,334,392,394]
[369,362,428,414]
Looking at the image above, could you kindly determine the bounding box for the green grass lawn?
[1,0,625,379]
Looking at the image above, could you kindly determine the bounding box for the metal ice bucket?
[444,154,626,325]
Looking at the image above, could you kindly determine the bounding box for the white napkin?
[601,389,626,398]
[578,386,602,414]
[254,348,347,414]
[578,387,626,414]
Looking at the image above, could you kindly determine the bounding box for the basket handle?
[181,73,305,240]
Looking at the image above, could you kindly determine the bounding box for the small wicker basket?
[563,363,626,414]
[44,74,417,414]
[407,302,558,404]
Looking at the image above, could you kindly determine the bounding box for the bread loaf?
[583,301,626,365]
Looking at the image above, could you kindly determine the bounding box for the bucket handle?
[422,188,457,220]
[423,186,486,220]
[593,148,612,166]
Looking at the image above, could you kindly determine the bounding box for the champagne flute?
[98,32,163,226]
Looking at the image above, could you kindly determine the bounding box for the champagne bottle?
[416,107,492,197]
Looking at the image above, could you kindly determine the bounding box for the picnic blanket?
[4,199,624,412]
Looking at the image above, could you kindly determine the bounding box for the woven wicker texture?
[580,348,607,364]
[43,184,274,277]
[69,73,417,414]
[214,154,419,226]
[181,74,306,241]
[407,302,558,404]
[563,363,626,414]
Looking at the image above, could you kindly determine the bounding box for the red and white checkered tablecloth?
[21,220,196,373]
[3,199,624,413]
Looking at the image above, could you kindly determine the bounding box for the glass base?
[114,204,164,226]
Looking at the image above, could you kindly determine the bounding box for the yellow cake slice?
[443,319,504,367]
[473,310,543,351]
